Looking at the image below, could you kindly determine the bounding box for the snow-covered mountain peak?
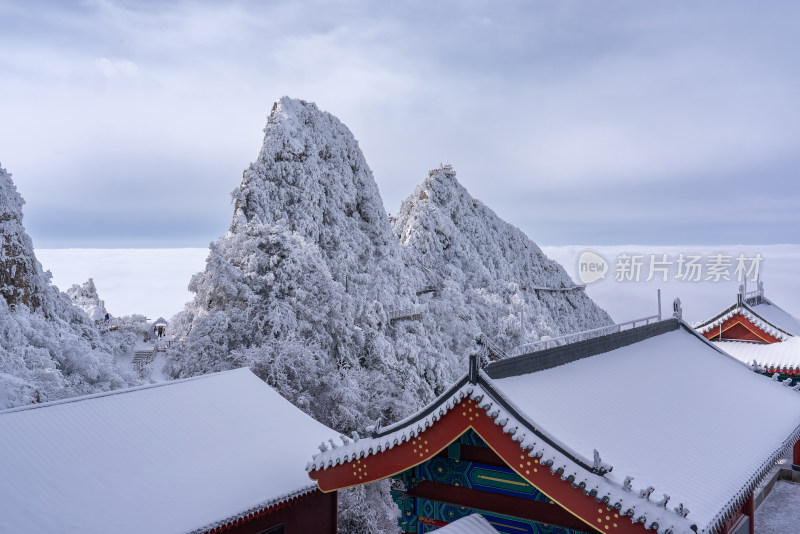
[231,97,399,284]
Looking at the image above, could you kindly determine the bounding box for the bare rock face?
[0,165,45,311]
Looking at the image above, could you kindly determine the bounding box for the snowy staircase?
[132,349,155,373]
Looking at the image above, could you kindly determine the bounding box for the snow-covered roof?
[435,514,498,533]
[693,303,792,341]
[490,323,800,533]
[0,368,334,534]
[749,299,800,337]
[307,319,800,534]
[717,337,800,372]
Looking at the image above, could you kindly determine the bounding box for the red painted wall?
[218,490,337,534]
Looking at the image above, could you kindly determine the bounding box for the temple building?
[694,283,800,380]
[308,312,800,534]
[0,369,338,534]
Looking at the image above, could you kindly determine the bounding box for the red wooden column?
[744,493,754,534]
[793,439,800,469]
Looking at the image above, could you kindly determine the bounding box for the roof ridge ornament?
[673,298,682,320]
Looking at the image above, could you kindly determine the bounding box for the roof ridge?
[485,319,680,379]
[0,367,253,415]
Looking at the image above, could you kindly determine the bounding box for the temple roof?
[0,368,333,534]
[693,301,792,341]
[308,319,800,534]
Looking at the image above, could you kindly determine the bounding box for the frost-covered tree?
[0,164,135,409]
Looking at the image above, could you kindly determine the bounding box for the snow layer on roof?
[494,328,800,533]
[751,301,800,337]
[0,368,333,534]
[435,514,498,533]
[717,338,800,371]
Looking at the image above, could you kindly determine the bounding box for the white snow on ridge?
[0,368,333,534]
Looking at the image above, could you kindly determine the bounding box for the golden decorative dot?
[525,470,530,475]
[468,408,472,412]
[597,518,602,523]
[614,514,619,519]
[521,455,525,459]
[462,411,466,416]
[419,453,423,457]
[605,516,610,520]
[597,509,602,514]
[438,467,443,472]
[424,440,428,445]
[455,483,460,486]
[613,524,618,528]
[604,527,609,531]
[527,461,531,466]
[425,449,429,453]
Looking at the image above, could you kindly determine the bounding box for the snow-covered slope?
[0,164,134,409]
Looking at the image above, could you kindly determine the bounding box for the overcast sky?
[2,1,799,248]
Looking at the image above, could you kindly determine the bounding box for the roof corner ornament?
[672,298,682,320]
[639,486,655,500]
[622,476,634,492]
[674,503,690,518]
[365,417,382,438]
[592,449,613,475]
[656,494,670,508]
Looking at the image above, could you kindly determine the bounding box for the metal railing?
[512,314,662,356]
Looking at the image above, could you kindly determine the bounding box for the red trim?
[703,313,781,343]
[309,397,650,533]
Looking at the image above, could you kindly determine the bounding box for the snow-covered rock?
[66,278,107,321]
[393,163,612,350]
